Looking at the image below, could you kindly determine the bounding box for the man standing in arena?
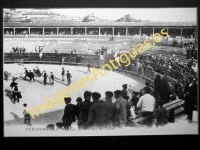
[66,70,72,85]
[61,67,65,82]
[87,63,91,73]
[43,70,47,85]
[29,70,35,83]
[24,68,29,80]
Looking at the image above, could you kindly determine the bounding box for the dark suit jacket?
[29,72,35,78]
[78,100,93,126]
[184,82,197,110]
[87,101,114,128]
[62,104,76,125]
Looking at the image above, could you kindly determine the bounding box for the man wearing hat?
[113,90,131,128]
[160,72,171,102]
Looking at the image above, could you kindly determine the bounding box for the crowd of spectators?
[46,67,197,131]
[12,47,26,53]
[183,41,197,60]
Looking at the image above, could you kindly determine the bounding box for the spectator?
[75,97,82,119]
[113,90,131,128]
[87,92,114,129]
[62,97,76,130]
[184,76,197,123]
[23,103,31,126]
[137,87,155,126]
[155,100,168,126]
[121,84,128,99]
[160,72,171,102]
[10,78,17,90]
[144,81,154,95]
[130,91,140,109]
[78,91,93,130]
[136,60,142,74]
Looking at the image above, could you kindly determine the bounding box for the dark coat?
[62,104,76,126]
[78,101,93,126]
[29,72,35,78]
[184,82,197,110]
[10,81,17,89]
[160,77,171,101]
[87,101,114,129]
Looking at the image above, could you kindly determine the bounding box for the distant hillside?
[116,14,151,22]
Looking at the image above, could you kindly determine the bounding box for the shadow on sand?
[5,89,15,104]
[5,109,64,126]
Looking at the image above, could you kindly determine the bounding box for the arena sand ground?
[3,63,198,136]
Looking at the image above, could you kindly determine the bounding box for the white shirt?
[137,94,155,112]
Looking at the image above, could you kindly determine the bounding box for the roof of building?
[22,11,58,16]
[4,21,197,27]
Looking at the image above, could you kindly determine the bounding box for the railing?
[4,53,183,84]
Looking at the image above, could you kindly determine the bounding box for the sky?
[15,8,197,22]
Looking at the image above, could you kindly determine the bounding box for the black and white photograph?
[3,8,198,136]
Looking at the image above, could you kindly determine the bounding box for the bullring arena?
[3,11,198,136]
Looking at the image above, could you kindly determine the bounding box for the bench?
[133,99,185,124]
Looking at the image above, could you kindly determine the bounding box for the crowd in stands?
[183,41,197,59]
[4,30,13,35]
[30,30,43,35]
[12,47,26,53]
